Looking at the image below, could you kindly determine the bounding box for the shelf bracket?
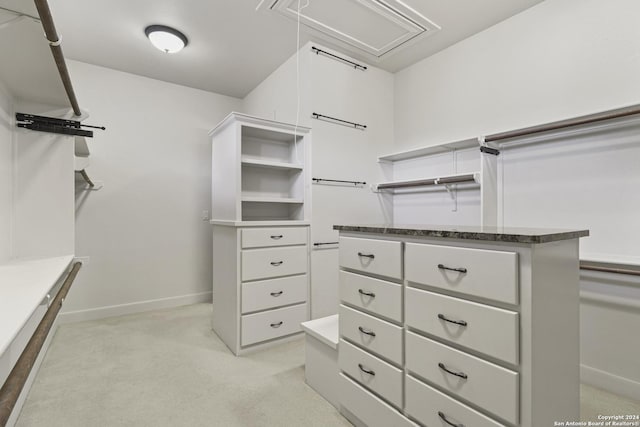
[478,136,500,155]
[443,184,458,212]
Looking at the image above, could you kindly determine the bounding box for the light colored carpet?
[16,304,350,427]
[15,304,640,426]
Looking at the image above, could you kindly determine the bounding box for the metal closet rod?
[580,262,640,277]
[485,104,640,143]
[377,173,477,190]
[0,262,82,426]
[311,46,367,71]
[33,0,82,116]
[313,242,339,246]
[311,113,367,130]
[312,178,367,186]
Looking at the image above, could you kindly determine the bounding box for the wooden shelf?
[378,138,479,162]
[241,158,303,171]
[241,196,304,204]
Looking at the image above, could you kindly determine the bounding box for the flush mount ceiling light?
[144,25,188,53]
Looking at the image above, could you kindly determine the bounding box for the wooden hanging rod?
[0,262,82,426]
[580,262,640,277]
[311,46,367,71]
[311,113,367,130]
[34,0,82,116]
[485,104,640,143]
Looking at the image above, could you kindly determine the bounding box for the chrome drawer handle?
[358,289,376,298]
[438,313,468,327]
[438,411,464,427]
[270,235,283,240]
[357,252,375,259]
[270,291,283,297]
[438,263,467,274]
[358,326,376,337]
[270,321,283,328]
[270,261,283,266]
[358,363,375,376]
[438,362,468,379]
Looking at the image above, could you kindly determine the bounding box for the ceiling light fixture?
[144,25,188,53]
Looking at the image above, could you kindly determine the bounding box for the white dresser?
[209,113,311,355]
[335,224,588,427]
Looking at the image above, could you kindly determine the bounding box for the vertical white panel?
[0,82,13,262]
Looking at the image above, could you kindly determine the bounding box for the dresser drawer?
[405,243,518,304]
[405,288,519,364]
[242,246,307,281]
[339,237,402,280]
[406,375,507,427]
[339,374,417,427]
[242,227,307,249]
[339,339,403,408]
[339,270,402,322]
[340,305,403,365]
[241,303,307,346]
[406,331,519,424]
[242,275,307,314]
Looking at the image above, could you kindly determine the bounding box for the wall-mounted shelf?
[241,158,303,171]
[378,137,479,162]
[241,196,304,204]
[375,172,480,191]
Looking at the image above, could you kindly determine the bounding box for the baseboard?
[581,364,640,401]
[58,292,212,323]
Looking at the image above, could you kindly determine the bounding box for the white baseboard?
[581,364,640,401]
[59,292,212,323]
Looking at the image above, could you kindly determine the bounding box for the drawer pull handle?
[270,261,283,266]
[438,411,464,427]
[270,235,283,239]
[358,326,376,337]
[270,291,283,297]
[357,252,375,259]
[438,313,468,327]
[358,363,375,376]
[270,321,283,328]
[438,263,467,274]
[438,362,468,379]
[358,289,376,298]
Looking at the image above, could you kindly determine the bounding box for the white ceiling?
[5,0,545,100]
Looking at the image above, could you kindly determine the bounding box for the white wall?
[62,61,241,320]
[0,82,12,263]
[243,43,395,318]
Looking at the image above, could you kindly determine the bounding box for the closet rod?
[485,104,640,143]
[76,169,95,187]
[312,178,366,186]
[313,242,339,246]
[0,262,82,426]
[33,0,82,116]
[312,113,367,130]
[377,174,477,190]
[580,263,640,277]
[311,46,367,71]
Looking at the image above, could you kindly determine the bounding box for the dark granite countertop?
[333,224,589,244]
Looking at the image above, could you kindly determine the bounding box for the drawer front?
[406,331,519,424]
[339,339,403,408]
[242,275,307,314]
[339,237,402,280]
[405,243,518,304]
[339,270,402,322]
[242,246,307,281]
[405,288,519,364]
[406,375,507,427]
[339,374,417,427]
[241,303,307,346]
[339,305,403,365]
[242,227,307,249]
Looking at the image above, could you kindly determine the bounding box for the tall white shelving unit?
[210,113,312,355]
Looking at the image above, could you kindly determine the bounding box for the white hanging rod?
[375,172,480,191]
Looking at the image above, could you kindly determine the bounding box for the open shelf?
[241,196,304,204]
[378,137,479,162]
[241,157,303,171]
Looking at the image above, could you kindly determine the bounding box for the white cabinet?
[336,226,585,427]
[210,113,312,355]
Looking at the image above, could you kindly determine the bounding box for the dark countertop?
[333,224,589,244]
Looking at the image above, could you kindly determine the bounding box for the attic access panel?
[258,0,440,59]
